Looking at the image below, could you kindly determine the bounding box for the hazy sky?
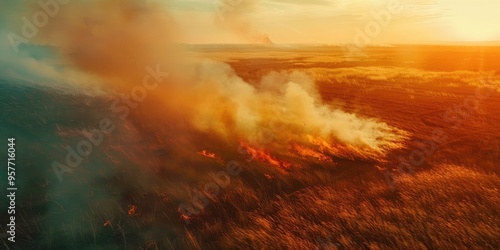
[163,0,500,44]
[1,0,499,88]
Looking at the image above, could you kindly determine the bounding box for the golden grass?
[199,164,500,249]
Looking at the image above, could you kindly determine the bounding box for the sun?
[442,1,500,41]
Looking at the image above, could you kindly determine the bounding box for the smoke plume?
[25,0,405,161]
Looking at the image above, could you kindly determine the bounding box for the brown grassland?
[2,45,499,250]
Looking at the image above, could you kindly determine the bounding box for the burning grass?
[3,45,500,249]
[239,141,292,171]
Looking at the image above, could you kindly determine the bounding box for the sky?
[162,0,500,44]
[1,0,500,87]
[2,0,500,46]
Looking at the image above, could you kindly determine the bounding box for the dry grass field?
[3,45,499,249]
[2,0,500,249]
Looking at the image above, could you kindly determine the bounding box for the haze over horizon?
[164,0,500,44]
[3,0,500,47]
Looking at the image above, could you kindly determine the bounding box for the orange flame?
[197,149,223,162]
[103,220,111,227]
[307,135,339,154]
[178,207,192,222]
[128,205,137,216]
[264,173,274,180]
[240,142,291,170]
[198,150,216,159]
[293,144,332,162]
[307,135,381,161]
